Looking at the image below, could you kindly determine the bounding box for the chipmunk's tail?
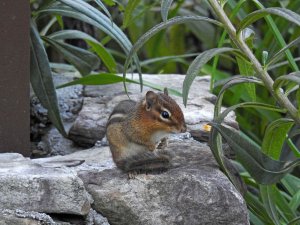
[116,151,171,173]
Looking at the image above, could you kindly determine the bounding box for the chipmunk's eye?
[161,111,170,119]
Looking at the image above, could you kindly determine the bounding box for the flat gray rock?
[69,74,237,147]
[0,209,55,225]
[2,136,248,224]
[76,137,249,225]
[0,154,90,216]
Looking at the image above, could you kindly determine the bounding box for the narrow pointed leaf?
[267,36,300,66]
[252,0,299,71]
[56,73,182,96]
[161,0,173,22]
[123,0,141,28]
[43,37,100,76]
[289,189,300,211]
[87,41,117,73]
[210,123,300,184]
[183,47,237,106]
[30,21,66,136]
[238,8,300,34]
[48,30,117,73]
[123,15,222,93]
[260,185,281,225]
[48,30,99,42]
[94,0,112,20]
[43,0,142,89]
[273,72,300,92]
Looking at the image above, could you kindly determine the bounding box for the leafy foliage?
[30,0,300,224]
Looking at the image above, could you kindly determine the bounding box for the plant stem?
[208,0,300,125]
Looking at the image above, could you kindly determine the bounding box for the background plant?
[30,0,300,224]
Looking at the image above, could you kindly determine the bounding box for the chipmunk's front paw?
[156,137,168,150]
[127,170,138,179]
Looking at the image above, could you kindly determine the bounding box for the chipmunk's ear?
[145,91,157,111]
[163,88,169,96]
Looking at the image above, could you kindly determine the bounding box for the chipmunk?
[106,88,187,176]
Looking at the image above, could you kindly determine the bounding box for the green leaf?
[217,102,286,124]
[286,138,300,158]
[273,72,300,93]
[238,7,300,34]
[251,0,299,72]
[262,118,294,160]
[289,189,300,211]
[87,41,117,73]
[42,0,142,89]
[183,47,238,106]
[213,75,264,118]
[260,185,280,225]
[123,15,222,93]
[30,21,67,137]
[267,36,300,67]
[48,30,117,73]
[236,57,256,101]
[94,0,112,20]
[43,36,100,76]
[56,73,182,97]
[245,192,274,224]
[123,0,141,28]
[281,174,300,196]
[210,123,300,184]
[211,0,246,90]
[48,29,99,42]
[273,186,298,223]
[161,0,173,22]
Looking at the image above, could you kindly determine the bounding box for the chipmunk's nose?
[181,124,187,133]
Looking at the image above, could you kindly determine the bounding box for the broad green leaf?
[161,0,173,22]
[260,185,280,225]
[43,37,100,76]
[183,47,238,106]
[267,36,300,67]
[238,7,300,34]
[236,58,256,101]
[123,15,222,93]
[30,21,67,137]
[87,41,117,73]
[56,73,182,97]
[123,0,141,28]
[210,123,300,184]
[262,118,294,160]
[273,72,300,93]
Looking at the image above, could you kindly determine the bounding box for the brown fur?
[106,90,186,172]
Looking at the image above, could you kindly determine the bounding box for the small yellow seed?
[203,124,212,132]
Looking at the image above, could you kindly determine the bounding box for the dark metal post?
[0,1,30,156]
